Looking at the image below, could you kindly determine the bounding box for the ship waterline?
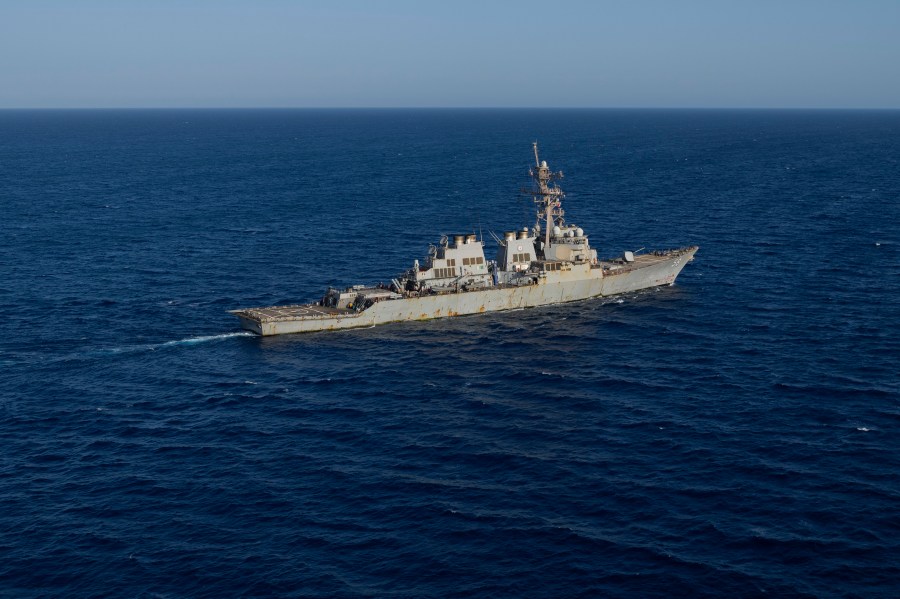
[232,248,698,336]
[231,144,697,336]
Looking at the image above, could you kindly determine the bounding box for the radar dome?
[576,228,584,237]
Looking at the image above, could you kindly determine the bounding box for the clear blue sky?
[2,0,898,109]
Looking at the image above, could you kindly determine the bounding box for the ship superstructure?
[231,144,697,335]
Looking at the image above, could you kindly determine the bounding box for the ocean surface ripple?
[2,109,899,598]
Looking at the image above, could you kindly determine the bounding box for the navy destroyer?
[231,144,698,335]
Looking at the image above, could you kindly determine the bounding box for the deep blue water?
[2,109,899,598]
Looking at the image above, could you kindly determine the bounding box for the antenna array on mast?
[526,142,565,249]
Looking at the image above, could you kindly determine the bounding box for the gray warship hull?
[232,144,698,336]
[232,247,697,336]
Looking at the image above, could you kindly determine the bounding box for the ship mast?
[528,142,565,251]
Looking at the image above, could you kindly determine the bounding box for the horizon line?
[1,105,899,111]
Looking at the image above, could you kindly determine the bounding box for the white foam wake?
[159,332,254,347]
[96,331,255,357]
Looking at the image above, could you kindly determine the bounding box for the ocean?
[1,109,898,598]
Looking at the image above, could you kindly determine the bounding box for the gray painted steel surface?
[230,144,698,336]
[232,248,697,336]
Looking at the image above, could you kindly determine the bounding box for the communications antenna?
[525,142,565,250]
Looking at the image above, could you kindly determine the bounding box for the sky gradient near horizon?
[2,0,899,109]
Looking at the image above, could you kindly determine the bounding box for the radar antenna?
[526,142,565,251]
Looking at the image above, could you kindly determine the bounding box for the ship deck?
[230,304,353,323]
[233,247,697,324]
[598,248,694,274]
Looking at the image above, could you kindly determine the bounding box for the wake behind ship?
[231,144,698,335]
